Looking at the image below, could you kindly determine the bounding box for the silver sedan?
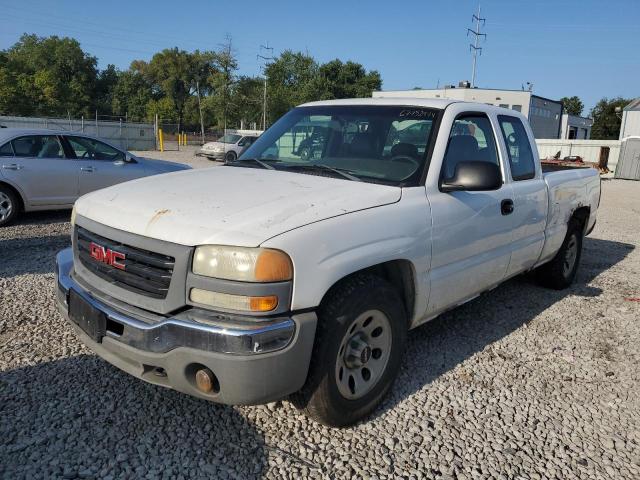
[0,129,190,226]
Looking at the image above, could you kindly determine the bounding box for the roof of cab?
[299,97,458,109]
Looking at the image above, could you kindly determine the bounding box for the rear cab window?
[498,115,536,180]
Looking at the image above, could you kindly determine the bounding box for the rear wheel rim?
[0,192,13,222]
[563,234,578,276]
[335,309,392,400]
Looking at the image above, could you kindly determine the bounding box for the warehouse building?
[619,98,640,139]
[373,82,563,139]
[561,114,593,139]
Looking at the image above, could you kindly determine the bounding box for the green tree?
[265,51,328,123]
[319,59,382,99]
[136,48,216,129]
[95,64,119,116]
[111,70,154,121]
[560,96,584,116]
[0,34,98,116]
[590,97,630,140]
[204,36,238,129]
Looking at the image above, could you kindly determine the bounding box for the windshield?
[237,105,439,185]
[218,134,242,144]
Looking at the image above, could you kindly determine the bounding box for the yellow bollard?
[158,128,164,152]
[183,133,187,145]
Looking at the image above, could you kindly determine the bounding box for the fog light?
[195,368,216,393]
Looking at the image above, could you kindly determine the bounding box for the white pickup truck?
[56,98,600,426]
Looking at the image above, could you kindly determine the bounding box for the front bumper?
[196,149,224,159]
[55,248,317,405]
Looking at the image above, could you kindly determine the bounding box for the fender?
[261,188,433,327]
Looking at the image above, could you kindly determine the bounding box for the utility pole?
[467,5,486,88]
[196,80,205,144]
[258,42,274,131]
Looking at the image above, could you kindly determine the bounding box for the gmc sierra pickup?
[56,98,600,426]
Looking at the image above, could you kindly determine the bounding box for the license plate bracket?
[68,289,106,343]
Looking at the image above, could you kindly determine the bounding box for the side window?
[0,141,13,157]
[442,114,500,180]
[66,136,125,161]
[498,116,536,180]
[11,136,65,158]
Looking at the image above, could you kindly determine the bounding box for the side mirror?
[440,161,502,192]
[124,153,137,164]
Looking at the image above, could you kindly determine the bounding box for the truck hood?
[75,167,401,247]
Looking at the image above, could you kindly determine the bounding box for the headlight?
[70,204,77,227]
[192,246,293,282]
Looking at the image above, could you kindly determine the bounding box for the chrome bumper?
[55,248,295,355]
[196,149,224,159]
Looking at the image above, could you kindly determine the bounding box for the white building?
[619,98,640,140]
[373,83,563,139]
[561,114,593,139]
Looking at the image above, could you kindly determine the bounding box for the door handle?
[501,199,514,215]
[80,166,95,172]
[1,164,23,170]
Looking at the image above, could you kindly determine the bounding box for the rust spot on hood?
[146,208,171,231]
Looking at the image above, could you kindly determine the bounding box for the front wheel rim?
[0,192,13,222]
[563,234,578,276]
[335,310,392,400]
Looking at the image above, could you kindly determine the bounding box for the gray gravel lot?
[1,177,639,480]
[134,145,221,169]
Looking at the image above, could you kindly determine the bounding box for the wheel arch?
[0,180,25,212]
[318,259,416,326]
[571,205,591,234]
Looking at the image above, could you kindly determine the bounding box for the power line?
[467,4,486,88]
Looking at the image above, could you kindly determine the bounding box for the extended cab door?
[495,115,547,277]
[1,134,78,206]
[426,111,515,314]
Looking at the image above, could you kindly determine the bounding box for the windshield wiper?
[284,163,362,182]
[227,158,275,170]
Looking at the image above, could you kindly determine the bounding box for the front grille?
[76,227,175,299]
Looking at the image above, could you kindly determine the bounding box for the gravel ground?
[1,178,639,480]
[134,145,221,169]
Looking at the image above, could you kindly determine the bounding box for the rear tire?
[536,219,583,290]
[224,151,237,163]
[0,185,19,227]
[291,273,407,427]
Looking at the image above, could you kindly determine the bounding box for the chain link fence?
[0,115,156,150]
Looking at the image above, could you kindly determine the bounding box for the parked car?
[197,134,259,162]
[0,129,190,226]
[56,98,600,427]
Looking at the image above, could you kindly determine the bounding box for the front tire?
[292,273,407,427]
[224,151,237,163]
[536,219,583,289]
[0,186,19,227]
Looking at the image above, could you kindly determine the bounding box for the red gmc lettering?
[89,242,126,270]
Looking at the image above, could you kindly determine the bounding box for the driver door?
[64,136,147,195]
[427,113,515,314]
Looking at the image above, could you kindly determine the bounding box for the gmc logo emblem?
[89,242,126,270]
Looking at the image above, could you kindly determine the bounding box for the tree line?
[0,34,381,131]
[0,34,632,139]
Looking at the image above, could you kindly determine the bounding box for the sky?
[1,0,638,112]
